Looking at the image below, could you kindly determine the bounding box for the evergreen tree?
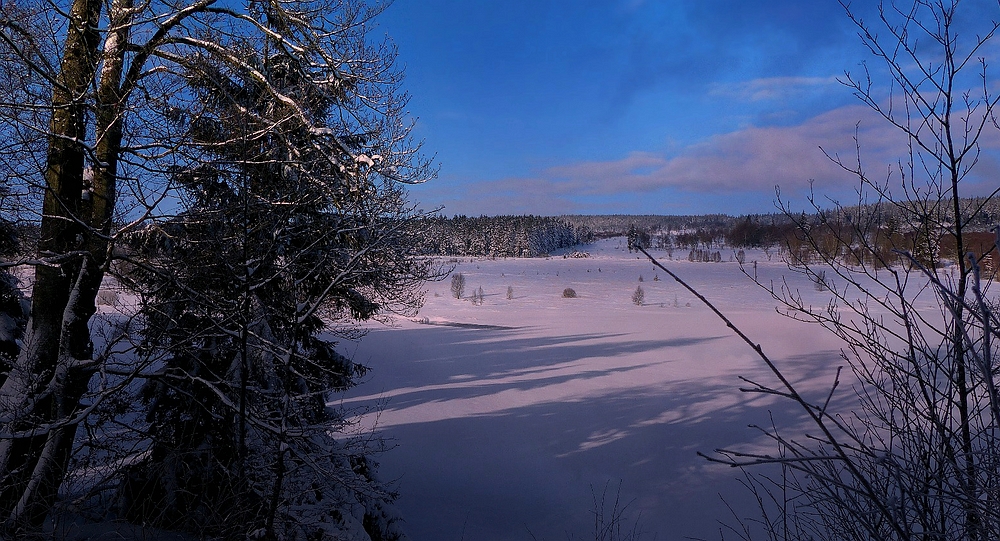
[115,16,428,541]
[632,285,644,306]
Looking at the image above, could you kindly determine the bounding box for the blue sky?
[377,1,1000,216]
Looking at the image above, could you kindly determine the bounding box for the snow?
[336,238,856,541]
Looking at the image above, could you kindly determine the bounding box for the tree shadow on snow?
[338,324,847,541]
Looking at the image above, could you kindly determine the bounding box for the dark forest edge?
[411,197,1000,272]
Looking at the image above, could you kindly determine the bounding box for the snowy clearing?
[336,238,865,541]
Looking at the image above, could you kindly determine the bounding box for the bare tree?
[451,272,466,299]
[635,1,1000,539]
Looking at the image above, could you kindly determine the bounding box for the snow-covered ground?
[336,238,862,541]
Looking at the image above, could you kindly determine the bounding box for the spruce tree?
[118,30,426,541]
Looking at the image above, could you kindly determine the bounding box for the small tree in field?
[451,273,466,299]
[469,286,484,305]
[632,286,644,306]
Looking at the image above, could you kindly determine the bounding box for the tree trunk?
[0,0,111,531]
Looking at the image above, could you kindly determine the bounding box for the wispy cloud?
[709,76,841,102]
[413,103,1000,216]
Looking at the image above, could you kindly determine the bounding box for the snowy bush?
[562,288,577,298]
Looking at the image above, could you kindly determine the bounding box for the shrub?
[632,285,644,306]
[506,285,514,300]
[562,288,577,298]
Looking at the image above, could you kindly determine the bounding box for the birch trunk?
[0,0,125,531]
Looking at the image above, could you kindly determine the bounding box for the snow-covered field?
[337,238,861,541]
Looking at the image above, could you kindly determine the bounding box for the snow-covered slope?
[336,238,854,540]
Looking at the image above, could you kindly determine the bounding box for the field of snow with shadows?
[336,237,920,540]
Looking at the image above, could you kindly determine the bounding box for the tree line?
[413,215,587,258]
[414,208,999,272]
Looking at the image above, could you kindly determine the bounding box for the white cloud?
[413,103,1000,215]
[709,76,841,102]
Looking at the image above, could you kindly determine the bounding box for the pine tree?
[115,34,427,538]
[632,285,644,306]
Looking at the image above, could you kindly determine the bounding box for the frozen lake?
[336,238,854,540]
